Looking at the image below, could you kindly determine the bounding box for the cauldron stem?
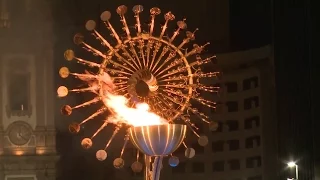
[151,156,164,180]
[144,155,151,180]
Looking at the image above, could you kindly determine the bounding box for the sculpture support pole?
[144,155,151,180]
[152,156,163,180]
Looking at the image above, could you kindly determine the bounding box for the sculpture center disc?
[135,80,149,97]
[128,69,158,98]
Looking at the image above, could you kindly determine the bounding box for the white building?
[0,0,58,179]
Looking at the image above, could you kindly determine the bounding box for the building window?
[9,73,30,111]
[244,116,260,129]
[244,96,259,110]
[226,101,238,112]
[172,162,186,173]
[245,136,261,148]
[5,58,32,118]
[225,82,238,93]
[246,156,262,168]
[243,77,259,90]
[226,120,239,131]
[228,139,240,151]
[248,175,262,180]
[192,142,205,154]
[212,141,224,152]
[228,159,240,170]
[212,161,224,172]
[192,162,205,173]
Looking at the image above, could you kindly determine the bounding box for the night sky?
[51,0,317,179]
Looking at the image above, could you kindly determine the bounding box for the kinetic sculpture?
[58,5,220,180]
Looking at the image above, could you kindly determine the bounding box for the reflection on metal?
[129,124,186,156]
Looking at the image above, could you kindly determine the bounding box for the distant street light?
[287,161,299,180]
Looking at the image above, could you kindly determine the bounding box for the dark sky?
[53,0,272,53]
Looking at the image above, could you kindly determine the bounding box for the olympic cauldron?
[129,124,186,180]
[129,124,186,156]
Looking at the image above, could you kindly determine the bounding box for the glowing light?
[104,94,168,127]
[14,150,24,156]
[288,162,297,167]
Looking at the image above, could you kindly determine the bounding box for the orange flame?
[84,71,168,127]
[103,94,168,127]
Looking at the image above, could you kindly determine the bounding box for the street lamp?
[287,161,298,180]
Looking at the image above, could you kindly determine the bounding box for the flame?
[104,94,168,127]
[83,71,168,127]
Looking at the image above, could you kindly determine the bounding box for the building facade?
[0,0,58,179]
[145,45,276,180]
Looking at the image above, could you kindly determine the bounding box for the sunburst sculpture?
[58,5,220,171]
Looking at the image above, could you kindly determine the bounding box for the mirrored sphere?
[198,135,209,146]
[85,20,96,31]
[61,105,72,116]
[59,67,70,78]
[150,7,161,15]
[186,31,195,40]
[131,161,143,173]
[81,138,92,149]
[96,150,108,161]
[68,122,80,134]
[73,33,84,45]
[64,49,75,61]
[132,5,143,13]
[113,158,125,169]
[168,156,180,167]
[116,5,127,15]
[177,21,187,29]
[185,148,195,158]
[164,12,175,21]
[100,11,111,21]
[209,121,219,131]
[57,86,68,97]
